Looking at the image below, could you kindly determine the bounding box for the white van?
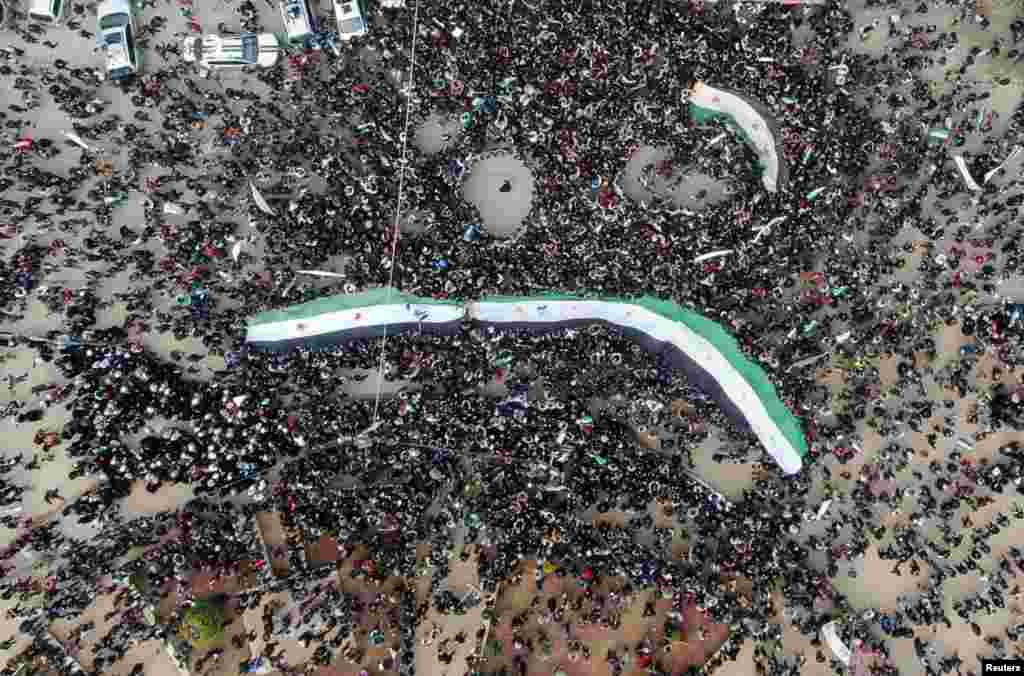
[333,0,367,40]
[182,33,280,71]
[279,0,314,48]
[28,0,64,23]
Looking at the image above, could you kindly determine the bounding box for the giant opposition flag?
[246,290,807,474]
[688,82,787,193]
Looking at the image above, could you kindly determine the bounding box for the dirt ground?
[4,314,1022,676]
[2,0,1024,673]
[48,591,181,676]
[255,511,292,578]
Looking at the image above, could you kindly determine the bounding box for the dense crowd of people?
[3,0,1024,674]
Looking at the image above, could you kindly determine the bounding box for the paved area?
[462,152,535,237]
[3,0,1024,675]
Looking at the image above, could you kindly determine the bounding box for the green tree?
[483,638,504,658]
[181,600,226,643]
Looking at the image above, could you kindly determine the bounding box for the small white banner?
[822,621,852,665]
[953,155,982,192]
[983,145,1022,184]
[693,249,734,264]
[251,181,277,216]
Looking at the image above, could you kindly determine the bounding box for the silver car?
[182,33,280,72]
[96,0,139,81]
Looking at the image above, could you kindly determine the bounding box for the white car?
[182,33,280,71]
[280,0,314,48]
[333,0,367,40]
[27,0,65,24]
[96,0,138,81]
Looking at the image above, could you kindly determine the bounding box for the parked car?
[27,0,65,24]
[333,0,367,40]
[279,0,315,48]
[96,0,138,81]
[959,343,983,358]
[182,33,280,71]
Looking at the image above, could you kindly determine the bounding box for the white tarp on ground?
[821,621,852,665]
[688,81,782,193]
